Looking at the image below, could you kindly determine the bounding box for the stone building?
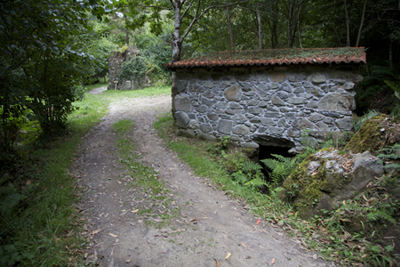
[165,48,366,153]
[108,47,140,90]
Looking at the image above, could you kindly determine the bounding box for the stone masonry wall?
[173,66,363,152]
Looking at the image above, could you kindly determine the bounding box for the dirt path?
[74,92,333,267]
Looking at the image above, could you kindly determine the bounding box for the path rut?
[74,92,333,267]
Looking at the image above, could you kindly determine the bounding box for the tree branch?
[181,0,195,20]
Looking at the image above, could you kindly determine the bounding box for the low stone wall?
[173,66,363,152]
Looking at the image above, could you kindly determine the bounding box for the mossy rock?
[345,114,400,154]
[283,152,330,218]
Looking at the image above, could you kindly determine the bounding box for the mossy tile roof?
[165,47,366,69]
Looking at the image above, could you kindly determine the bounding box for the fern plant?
[231,161,266,190]
[261,154,296,185]
[378,144,400,170]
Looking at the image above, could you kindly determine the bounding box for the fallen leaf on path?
[131,209,139,213]
[117,181,121,184]
[256,219,260,225]
[109,233,118,238]
[225,252,231,260]
[213,258,220,267]
[91,229,101,235]
[271,258,275,265]
[313,254,318,259]
[125,259,131,263]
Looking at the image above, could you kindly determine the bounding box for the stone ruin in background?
[108,47,141,90]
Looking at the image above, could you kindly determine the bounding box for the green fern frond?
[261,158,280,171]
[242,161,262,173]
[367,210,396,225]
[352,110,380,132]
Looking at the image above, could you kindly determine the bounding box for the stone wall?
[108,47,140,90]
[173,66,363,152]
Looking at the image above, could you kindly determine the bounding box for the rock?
[283,148,385,219]
[196,105,208,113]
[200,123,212,133]
[217,119,233,134]
[271,95,286,106]
[269,71,287,83]
[318,93,356,111]
[176,80,188,93]
[260,118,275,126]
[240,142,259,148]
[177,128,195,138]
[175,111,190,128]
[308,113,325,122]
[174,94,191,112]
[288,97,305,105]
[224,84,242,101]
[207,113,219,121]
[335,118,353,131]
[312,72,326,84]
[232,125,250,136]
[293,118,315,130]
[201,97,212,106]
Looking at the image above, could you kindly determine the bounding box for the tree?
[0,0,111,153]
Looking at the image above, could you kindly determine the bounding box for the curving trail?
[73,90,333,267]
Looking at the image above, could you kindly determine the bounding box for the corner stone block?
[174,94,191,112]
[217,119,233,134]
[312,72,327,84]
[175,111,190,128]
[224,84,242,102]
[176,80,188,93]
[269,71,287,83]
[232,125,250,136]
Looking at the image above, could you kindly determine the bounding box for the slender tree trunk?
[356,0,367,47]
[344,0,351,46]
[256,1,262,49]
[124,16,130,47]
[287,0,295,48]
[389,40,393,69]
[226,0,235,51]
[295,1,302,49]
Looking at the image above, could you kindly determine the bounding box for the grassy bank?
[0,85,170,266]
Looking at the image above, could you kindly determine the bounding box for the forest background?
[1,0,400,153]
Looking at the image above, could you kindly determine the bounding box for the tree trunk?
[356,0,367,47]
[171,1,182,120]
[256,1,262,49]
[226,0,235,51]
[124,16,130,47]
[344,0,351,46]
[287,0,295,48]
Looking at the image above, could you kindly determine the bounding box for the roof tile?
[165,47,366,69]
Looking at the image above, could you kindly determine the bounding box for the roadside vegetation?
[154,111,400,266]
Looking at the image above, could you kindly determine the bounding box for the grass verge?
[112,119,179,228]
